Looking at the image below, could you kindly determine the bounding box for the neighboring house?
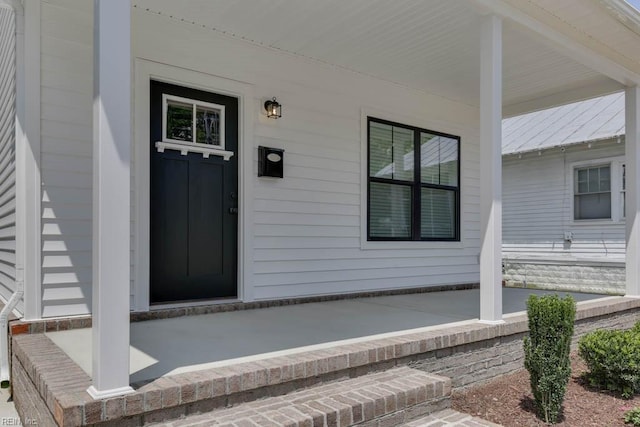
[502,93,627,294]
[0,0,639,401]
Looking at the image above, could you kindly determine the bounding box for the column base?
[478,319,505,325]
[87,385,134,400]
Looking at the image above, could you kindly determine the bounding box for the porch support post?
[626,86,640,298]
[87,0,133,399]
[479,14,504,324]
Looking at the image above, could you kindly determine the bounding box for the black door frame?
[149,79,240,304]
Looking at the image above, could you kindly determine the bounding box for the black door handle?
[229,207,238,214]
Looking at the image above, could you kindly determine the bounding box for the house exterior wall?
[502,139,626,293]
[134,9,482,305]
[0,5,19,311]
[37,1,482,317]
[39,1,92,317]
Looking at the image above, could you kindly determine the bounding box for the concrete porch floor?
[17,290,636,426]
[46,288,603,383]
[46,288,603,384]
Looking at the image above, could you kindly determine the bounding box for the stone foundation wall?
[408,305,639,389]
[503,259,625,295]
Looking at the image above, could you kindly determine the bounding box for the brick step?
[151,367,451,427]
[401,409,502,426]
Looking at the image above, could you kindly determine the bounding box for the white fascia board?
[598,0,640,36]
[472,0,640,87]
[502,135,625,157]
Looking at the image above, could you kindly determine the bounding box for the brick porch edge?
[12,296,640,426]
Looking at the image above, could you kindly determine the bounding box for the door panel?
[152,157,189,286]
[188,160,224,277]
[150,80,238,304]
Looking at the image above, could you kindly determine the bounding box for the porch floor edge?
[9,283,480,336]
[11,295,640,426]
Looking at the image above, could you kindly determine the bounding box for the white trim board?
[133,58,255,312]
[21,0,41,320]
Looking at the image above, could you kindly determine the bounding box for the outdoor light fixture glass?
[264,97,282,119]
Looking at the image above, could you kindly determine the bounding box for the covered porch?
[79,0,640,400]
[9,0,640,423]
[12,288,637,426]
[47,288,602,385]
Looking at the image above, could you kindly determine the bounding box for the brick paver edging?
[151,367,451,427]
[403,409,502,426]
[12,296,640,426]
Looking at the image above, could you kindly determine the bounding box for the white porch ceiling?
[133,0,628,115]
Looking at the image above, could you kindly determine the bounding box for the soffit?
[133,0,625,114]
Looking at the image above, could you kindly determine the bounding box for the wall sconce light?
[264,97,282,119]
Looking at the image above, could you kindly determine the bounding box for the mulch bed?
[452,353,640,426]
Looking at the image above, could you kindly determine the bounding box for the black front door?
[150,80,238,303]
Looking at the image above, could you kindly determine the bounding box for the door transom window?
[162,94,226,149]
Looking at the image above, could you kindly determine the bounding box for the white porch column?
[88,0,133,399]
[479,15,504,323]
[626,86,640,298]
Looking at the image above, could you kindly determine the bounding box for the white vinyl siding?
[503,140,626,262]
[37,1,482,315]
[132,9,480,302]
[40,1,93,317]
[0,6,19,312]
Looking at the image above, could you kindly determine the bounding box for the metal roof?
[502,92,625,155]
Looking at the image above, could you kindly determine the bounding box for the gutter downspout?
[0,281,23,385]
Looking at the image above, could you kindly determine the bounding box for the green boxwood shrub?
[625,407,640,426]
[578,321,640,398]
[524,294,576,424]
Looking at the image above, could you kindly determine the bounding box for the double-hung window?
[573,160,626,221]
[574,164,611,220]
[367,117,460,241]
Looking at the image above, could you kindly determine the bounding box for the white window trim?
[159,93,232,159]
[359,107,466,250]
[569,156,625,225]
[621,162,626,220]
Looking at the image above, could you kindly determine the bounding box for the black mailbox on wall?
[258,146,284,178]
